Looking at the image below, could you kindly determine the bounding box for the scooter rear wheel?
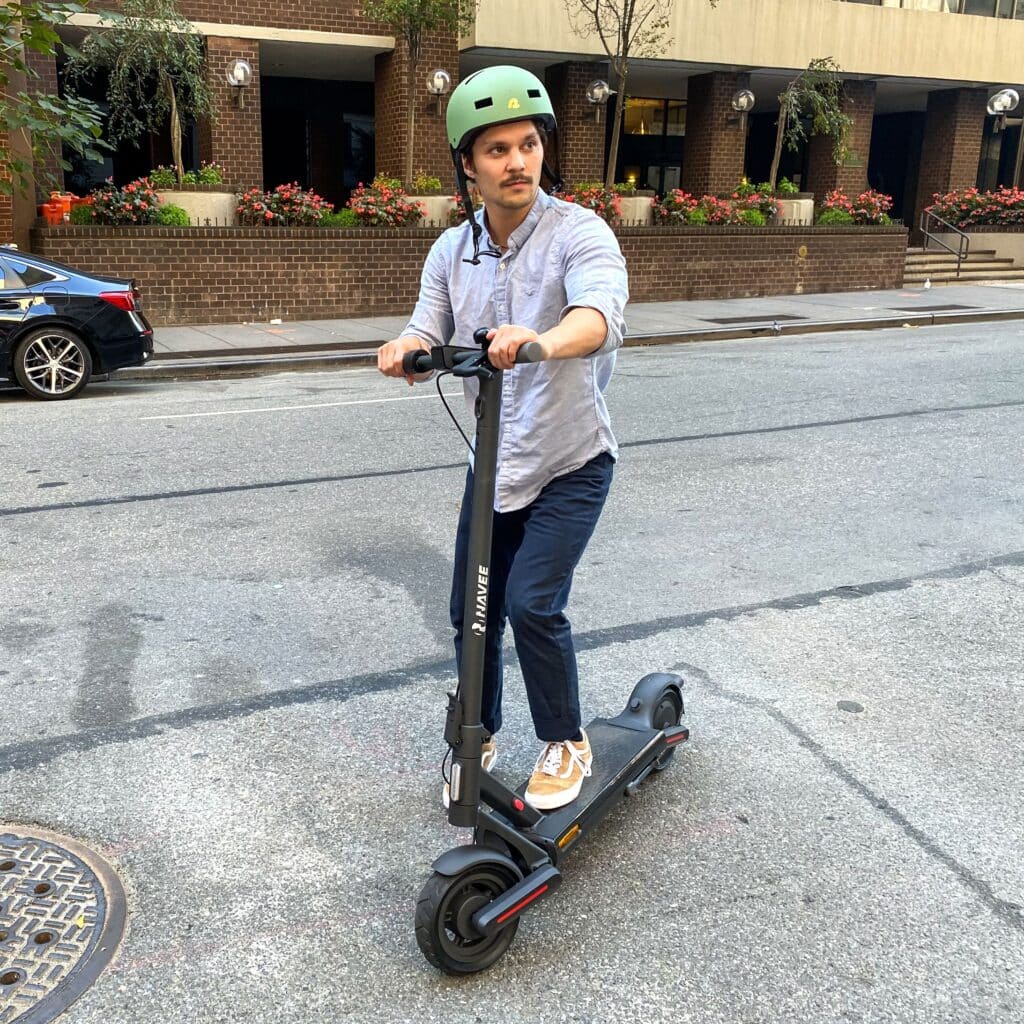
[415,864,520,974]
[652,686,684,771]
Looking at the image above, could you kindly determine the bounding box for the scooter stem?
[448,368,502,828]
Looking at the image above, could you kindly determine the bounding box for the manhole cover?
[0,826,125,1024]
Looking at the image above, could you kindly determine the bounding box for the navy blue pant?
[450,451,614,743]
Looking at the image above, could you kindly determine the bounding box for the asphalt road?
[2,322,1023,1023]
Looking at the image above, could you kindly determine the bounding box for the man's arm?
[484,307,607,370]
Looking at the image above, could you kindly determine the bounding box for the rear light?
[99,290,136,312]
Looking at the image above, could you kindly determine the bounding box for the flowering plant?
[89,177,160,225]
[237,183,333,225]
[926,186,1024,228]
[346,174,423,226]
[730,182,780,221]
[449,190,483,226]
[652,189,699,224]
[697,194,746,225]
[556,184,621,224]
[818,188,894,225]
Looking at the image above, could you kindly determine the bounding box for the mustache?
[501,177,532,186]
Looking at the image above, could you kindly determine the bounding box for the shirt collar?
[480,190,551,253]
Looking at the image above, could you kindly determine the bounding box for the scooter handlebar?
[401,339,545,375]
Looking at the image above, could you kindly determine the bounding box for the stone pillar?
[374,29,459,190]
[913,87,987,230]
[197,37,263,190]
[545,61,606,186]
[805,80,876,200]
[680,71,747,197]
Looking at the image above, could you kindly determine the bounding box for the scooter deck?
[520,718,661,847]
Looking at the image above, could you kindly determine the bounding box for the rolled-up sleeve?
[401,235,455,349]
[559,213,629,356]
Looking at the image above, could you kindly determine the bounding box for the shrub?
[237,183,334,225]
[155,204,191,226]
[652,189,699,224]
[851,188,893,224]
[740,208,767,226]
[817,208,856,226]
[148,165,177,188]
[777,177,800,195]
[686,207,708,226]
[557,184,621,224]
[346,177,422,226]
[925,186,1024,228]
[411,170,443,194]
[69,204,94,224]
[611,182,637,196]
[320,208,359,227]
[698,194,745,225]
[180,170,198,185]
[89,177,160,225]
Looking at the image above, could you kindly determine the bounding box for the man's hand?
[377,335,431,386]
[485,325,545,370]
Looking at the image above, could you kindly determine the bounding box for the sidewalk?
[124,282,1024,381]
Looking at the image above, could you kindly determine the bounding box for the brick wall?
[545,62,606,185]
[681,72,747,196]
[806,80,876,199]
[914,88,987,230]
[31,224,907,326]
[198,37,263,189]
[374,31,460,188]
[24,48,64,201]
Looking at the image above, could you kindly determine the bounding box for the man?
[377,66,627,810]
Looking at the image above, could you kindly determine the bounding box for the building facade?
[2,0,1023,246]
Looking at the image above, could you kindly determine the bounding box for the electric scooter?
[403,329,690,974]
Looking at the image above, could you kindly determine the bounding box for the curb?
[118,307,1024,383]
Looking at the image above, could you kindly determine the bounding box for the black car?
[1,245,154,400]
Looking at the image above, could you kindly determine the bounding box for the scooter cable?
[435,371,475,453]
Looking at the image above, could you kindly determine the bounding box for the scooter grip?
[402,349,433,374]
[472,328,545,365]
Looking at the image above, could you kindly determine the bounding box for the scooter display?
[403,329,690,974]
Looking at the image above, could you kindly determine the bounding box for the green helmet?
[446,65,556,152]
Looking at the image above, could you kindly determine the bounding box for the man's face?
[462,120,544,215]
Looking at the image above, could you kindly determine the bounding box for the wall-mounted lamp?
[426,69,452,113]
[987,87,1020,134]
[585,79,614,123]
[727,88,756,132]
[225,59,253,108]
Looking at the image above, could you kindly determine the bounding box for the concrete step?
[904,270,1024,284]
[905,254,1009,266]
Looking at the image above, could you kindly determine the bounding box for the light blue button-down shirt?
[401,190,628,512]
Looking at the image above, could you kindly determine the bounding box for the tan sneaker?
[524,730,593,811]
[442,736,497,808]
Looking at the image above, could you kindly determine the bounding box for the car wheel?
[13,327,93,400]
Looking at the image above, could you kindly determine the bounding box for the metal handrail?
[919,209,970,279]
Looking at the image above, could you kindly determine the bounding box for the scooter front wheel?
[415,864,520,974]
[652,685,684,771]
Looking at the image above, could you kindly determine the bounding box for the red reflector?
[512,798,525,812]
[666,731,689,745]
[496,884,549,925]
[99,291,136,312]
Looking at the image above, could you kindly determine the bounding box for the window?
[624,98,666,136]
[4,258,56,287]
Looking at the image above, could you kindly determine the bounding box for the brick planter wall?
[31,224,907,326]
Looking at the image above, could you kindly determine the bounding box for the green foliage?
[89,177,161,224]
[411,171,443,194]
[320,209,360,227]
[68,203,94,224]
[611,182,637,196]
[155,203,191,225]
[372,174,403,191]
[816,208,855,226]
[770,57,853,190]
[739,208,767,226]
[180,171,199,185]
[196,161,225,184]
[777,177,800,195]
[64,0,213,181]
[686,207,708,226]
[148,165,177,188]
[0,1,108,196]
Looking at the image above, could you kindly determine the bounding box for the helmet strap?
[542,126,564,194]
[452,149,500,266]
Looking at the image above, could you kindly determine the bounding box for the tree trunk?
[405,42,416,189]
[605,66,627,188]
[768,106,786,193]
[163,72,184,183]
